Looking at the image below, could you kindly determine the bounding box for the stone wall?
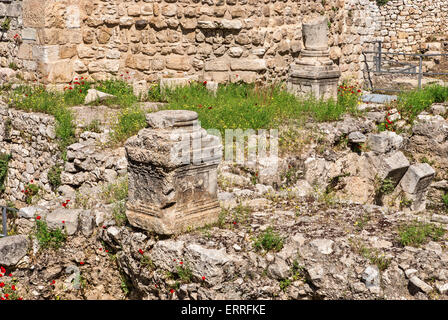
[0,105,61,203]
[3,0,448,86]
[375,0,448,53]
[13,0,381,85]
[0,0,24,73]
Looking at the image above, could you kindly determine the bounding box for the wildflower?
[202,276,206,280]
[11,285,16,291]
[179,261,183,265]
[79,261,85,265]
[170,289,174,294]
[36,216,41,220]
[138,249,144,255]
[51,280,55,285]
[62,203,66,208]
[0,283,4,288]
[208,107,212,110]
[62,221,65,224]
[1,267,5,274]
[79,89,82,93]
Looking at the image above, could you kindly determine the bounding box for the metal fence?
[0,206,17,237]
[362,41,448,92]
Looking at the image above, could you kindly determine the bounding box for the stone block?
[368,151,410,184]
[23,0,45,27]
[400,163,435,195]
[367,131,403,154]
[166,55,192,71]
[125,110,223,235]
[44,60,74,83]
[46,209,81,236]
[66,5,81,29]
[204,59,230,72]
[230,59,267,71]
[22,28,37,41]
[0,235,28,266]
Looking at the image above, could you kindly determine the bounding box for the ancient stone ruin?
[287,15,340,100]
[124,110,222,235]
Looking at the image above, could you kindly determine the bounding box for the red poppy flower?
[11,285,16,291]
[0,267,5,274]
[62,203,66,207]
[51,280,55,285]
[138,249,144,255]
[30,180,33,183]
[79,262,85,265]
[79,89,82,93]
[202,276,206,280]
[36,216,41,220]
[105,250,109,253]
[99,248,102,251]
[170,289,174,293]
[179,261,183,265]
[18,297,23,300]
[62,221,65,224]
[9,273,12,277]
[102,225,106,229]
[0,283,4,288]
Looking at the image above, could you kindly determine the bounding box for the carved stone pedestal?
[125,110,222,235]
[287,16,341,100]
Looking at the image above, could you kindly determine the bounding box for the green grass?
[253,227,284,252]
[159,81,362,135]
[396,84,448,122]
[0,153,11,194]
[398,221,445,247]
[93,80,137,108]
[34,219,67,249]
[9,85,76,153]
[442,193,448,209]
[47,165,62,191]
[113,201,127,227]
[109,106,147,145]
[102,178,128,204]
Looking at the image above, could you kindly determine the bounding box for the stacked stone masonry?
[0,0,447,85]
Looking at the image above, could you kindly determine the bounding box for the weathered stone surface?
[183,243,232,286]
[348,131,367,144]
[46,209,81,236]
[309,239,334,255]
[125,110,223,235]
[84,89,115,104]
[400,164,435,194]
[368,151,410,184]
[361,265,380,289]
[287,15,340,100]
[0,235,29,266]
[367,131,404,154]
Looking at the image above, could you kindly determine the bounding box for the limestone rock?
[0,235,29,266]
[84,89,115,104]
